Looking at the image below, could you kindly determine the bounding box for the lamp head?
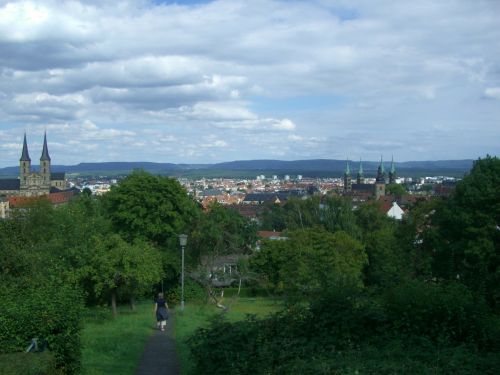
[179,234,188,247]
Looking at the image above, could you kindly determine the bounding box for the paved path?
[135,314,180,375]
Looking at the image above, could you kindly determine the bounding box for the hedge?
[0,352,60,375]
[0,281,84,374]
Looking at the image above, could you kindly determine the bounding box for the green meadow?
[81,303,155,375]
[80,297,281,375]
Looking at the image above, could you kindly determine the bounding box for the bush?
[165,279,205,305]
[384,281,494,346]
[220,286,271,298]
[187,283,500,374]
[0,352,61,375]
[0,281,84,374]
[0,352,60,375]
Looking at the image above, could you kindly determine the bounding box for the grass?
[80,297,281,375]
[174,297,282,375]
[81,302,155,375]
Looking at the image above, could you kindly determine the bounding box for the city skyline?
[0,0,499,167]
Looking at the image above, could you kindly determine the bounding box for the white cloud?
[0,0,499,165]
[270,118,295,131]
[484,87,500,100]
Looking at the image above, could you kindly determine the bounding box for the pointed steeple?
[357,158,364,184]
[40,132,51,161]
[20,133,31,161]
[343,157,352,193]
[344,158,351,175]
[376,155,386,183]
[389,155,396,184]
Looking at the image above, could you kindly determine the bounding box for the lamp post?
[178,234,188,311]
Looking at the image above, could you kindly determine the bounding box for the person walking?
[154,293,169,331]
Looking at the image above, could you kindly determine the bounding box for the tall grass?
[81,302,155,375]
[174,297,282,375]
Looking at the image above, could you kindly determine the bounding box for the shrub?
[0,352,60,375]
[165,279,205,305]
[220,286,271,298]
[0,281,84,374]
[384,281,494,346]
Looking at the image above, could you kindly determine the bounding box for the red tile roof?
[258,230,283,239]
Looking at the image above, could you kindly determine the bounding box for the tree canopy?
[103,170,198,247]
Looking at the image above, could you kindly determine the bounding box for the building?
[344,157,392,200]
[374,156,386,200]
[0,133,68,197]
[380,200,405,220]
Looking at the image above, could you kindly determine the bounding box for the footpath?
[135,313,180,375]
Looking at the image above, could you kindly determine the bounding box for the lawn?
[174,297,282,375]
[80,297,281,375]
[81,302,155,375]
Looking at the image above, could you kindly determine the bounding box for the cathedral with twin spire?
[0,133,67,197]
[343,157,397,200]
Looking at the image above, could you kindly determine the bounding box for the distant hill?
[0,159,474,178]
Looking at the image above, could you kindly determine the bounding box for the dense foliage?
[0,170,259,372]
[187,156,500,374]
[0,281,83,374]
[251,228,367,293]
[188,280,499,374]
[102,170,198,247]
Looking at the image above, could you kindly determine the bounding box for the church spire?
[343,157,352,193]
[376,155,386,183]
[20,133,31,161]
[344,158,351,175]
[357,158,364,184]
[389,155,396,184]
[40,132,51,161]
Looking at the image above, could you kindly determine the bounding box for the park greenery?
[0,156,499,374]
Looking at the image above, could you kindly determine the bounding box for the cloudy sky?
[0,0,499,166]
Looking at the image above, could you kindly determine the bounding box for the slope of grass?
[81,297,282,375]
[81,302,155,375]
[174,297,282,375]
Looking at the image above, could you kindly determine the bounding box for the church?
[343,157,397,200]
[0,133,67,197]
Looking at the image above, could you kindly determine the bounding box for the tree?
[103,170,198,247]
[91,234,163,316]
[426,156,500,310]
[189,202,257,263]
[251,228,367,295]
[386,183,406,197]
[363,226,409,287]
[260,195,361,238]
[188,202,257,302]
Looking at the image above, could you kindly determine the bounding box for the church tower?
[375,156,386,199]
[19,133,31,185]
[356,158,364,184]
[40,132,51,185]
[389,156,396,184]
[343,159,352,193]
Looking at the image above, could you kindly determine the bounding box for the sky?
[0,0,499,167]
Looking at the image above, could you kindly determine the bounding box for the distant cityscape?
[0,133,463,220]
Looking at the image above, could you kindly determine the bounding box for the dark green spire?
[376,155,386,183]
[389,155,396,184]
[40,132,51,161]
[358,158,363,176]
[20,133,31,161]
[345,158,351,175]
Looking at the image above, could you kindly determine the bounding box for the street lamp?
[178,234,188,311]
